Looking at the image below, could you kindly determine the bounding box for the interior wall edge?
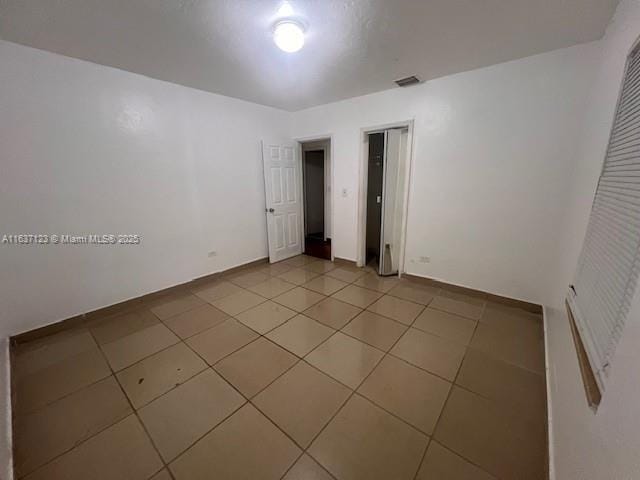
[9,255,269,341]
[0,338,13,480]
[0,39,293,116]
[542,306,556,480]
[402,271,542,312]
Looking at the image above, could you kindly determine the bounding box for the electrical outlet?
[419,256,430,264]
[208,250,217,258]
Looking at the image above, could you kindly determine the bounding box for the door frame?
[356,120,415,275]
[295,134,334,261]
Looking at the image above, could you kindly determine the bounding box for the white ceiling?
[0,0,619,111]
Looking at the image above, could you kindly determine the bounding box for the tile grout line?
[19,282,453,411]
[9,259,373,478]
[87,324,178,480]
[298,292,436,480]
[13,351,113,416]
[159,308,322,476]
[146,340,258,474]
[410,297,473,480]
[180,269,364,479]
[378,293,443,480]
[18,328,172,480]
[166,300,352,478]
[151,281,530,478]
[415,298,501,480]
[337,314,410,352]
[15,257,536,479]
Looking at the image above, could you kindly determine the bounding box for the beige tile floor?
[11,255,547,480]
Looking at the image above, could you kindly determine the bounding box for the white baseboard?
[542,306,555,480]
[0,338,13,480]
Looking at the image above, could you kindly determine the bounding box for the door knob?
[268,208,275,213]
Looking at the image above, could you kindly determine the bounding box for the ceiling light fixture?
[273,20,305,53]
[277,1,295,17]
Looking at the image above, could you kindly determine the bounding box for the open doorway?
[301,139,332,260]
[360,125,412,276]
[366,133,385,269]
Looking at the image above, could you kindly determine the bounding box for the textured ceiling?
[0,0,619,111]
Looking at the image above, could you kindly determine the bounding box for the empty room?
[2,0,640,479]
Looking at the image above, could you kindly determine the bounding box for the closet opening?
[359,124,412,276]
[301,139,332,260]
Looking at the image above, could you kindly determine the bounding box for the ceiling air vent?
[395,75,420,87]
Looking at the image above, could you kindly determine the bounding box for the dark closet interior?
[303,148,331,260]
[365,132,385,269]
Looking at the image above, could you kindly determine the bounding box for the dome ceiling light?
[273,2,305,53]
[273,21,305,52]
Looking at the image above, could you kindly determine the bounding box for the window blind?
[568,45,640,392]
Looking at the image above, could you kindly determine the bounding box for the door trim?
[356,120,415,276]
[296,134,334,262]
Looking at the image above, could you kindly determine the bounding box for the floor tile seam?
[13,364,113,418]
[465,339,546,376]
[17,268,512,480]
[213,348,302,402]
[427,303,484,321]
[380,291,433,308]
[362,304,426,327]
[402,323,477,348]
[429,438,500,480]
[156,298,239,325]
[302,279,352,297]
[335,324,405,355]
[270,287,329,311]
[120,362,210,411]
[145,297,209,321]
[385,345,462,386]
[417,303,486,323]
[422,316,505,479]
[97,335,182,374]
[411,437,433,480]
[77,327,170,479]
[246,282,298,299]
[349,390,434,438]
[300,326,414,480]
[277,448,339,480]
[160,396,247,469]
[13,398,134,478]
[148,335,267,468]
[386,285,443,305]
[159,315,233,341]
[463,344,547,378]
[231,310,300,337]
[180,327,311,410]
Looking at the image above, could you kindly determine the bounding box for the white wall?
[0,40,290,339]
[547,1,640,479]
[291,43,598,306]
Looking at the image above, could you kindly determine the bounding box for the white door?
[262,140,303,263]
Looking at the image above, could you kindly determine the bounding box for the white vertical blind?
[569,45,640,391]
